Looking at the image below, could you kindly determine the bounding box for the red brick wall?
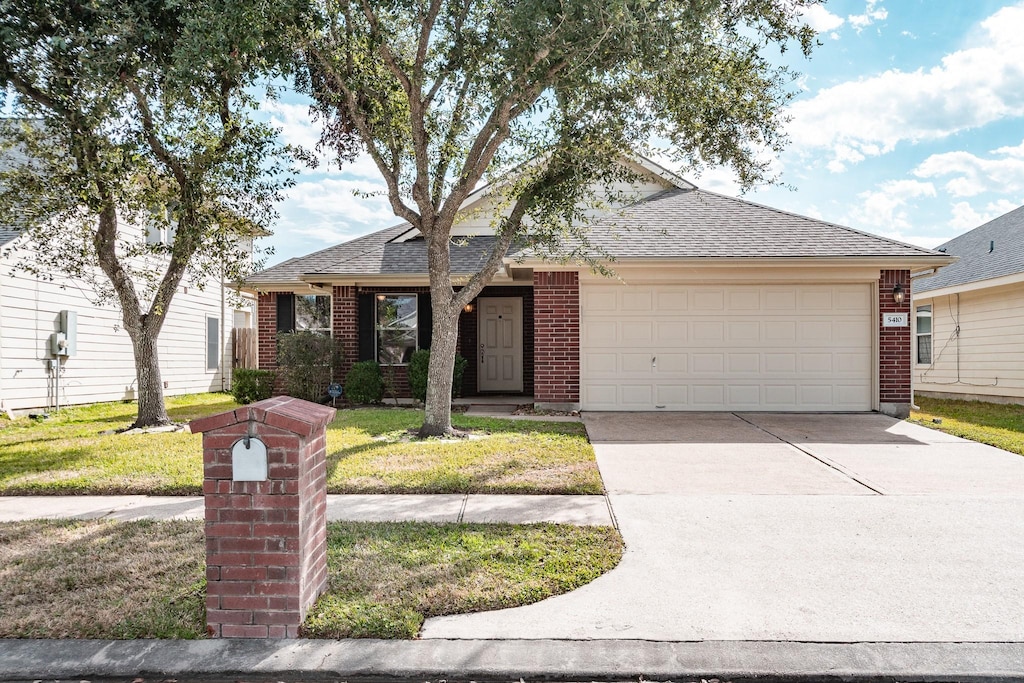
[257,292,277,370]
[533,272,580,404]
[879,269,912,404]
[332,286,358,383]
[197,398,332,638]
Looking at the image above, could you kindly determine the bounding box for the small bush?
[408,349,468,402]
[276,331,343,403]
[345,361,384,404]
[230,368,276,405]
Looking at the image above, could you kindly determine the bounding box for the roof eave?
[914,270,1024,299]
[509,255,958,269]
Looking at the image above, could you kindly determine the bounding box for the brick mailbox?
[190,396,335,638]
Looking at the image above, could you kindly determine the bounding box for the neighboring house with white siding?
[0,223,254,413]
[913,206,1024,405]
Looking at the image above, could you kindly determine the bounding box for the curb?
[1,639,1022,682]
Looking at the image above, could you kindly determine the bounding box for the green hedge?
[231,368,276,405]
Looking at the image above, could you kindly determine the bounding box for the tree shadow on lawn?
[0,518,205,639]
[0,445,95,493]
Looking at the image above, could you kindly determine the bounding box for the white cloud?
[914,139,1024,197]
[786,3,1024,168]
[285,177,394,225]
[848,0,888,32]
[849,179,936,232]
[801,4,845,33]
[263,101,381,179]
[948,199,1019,230]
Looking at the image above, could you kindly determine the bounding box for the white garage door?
[580,283,873,411]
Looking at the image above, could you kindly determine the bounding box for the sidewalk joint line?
[457,493,468,523]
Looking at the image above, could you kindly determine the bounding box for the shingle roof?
[248,186,945,287]
[248,222,413,284]
[513,188,940,260]
[0,226,20,247]
[914,205,1024,293]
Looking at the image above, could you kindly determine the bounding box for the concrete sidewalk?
[0,493,614,526]
[0,638,1022,681]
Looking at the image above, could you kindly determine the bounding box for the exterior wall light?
[463,303,474,314]
[892,283,905,304]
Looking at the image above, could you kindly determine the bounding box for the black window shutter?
[418,292,432,350]
[358,293,375,361]
[276,293,295,333]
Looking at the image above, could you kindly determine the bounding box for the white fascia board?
[912,270,1024,300]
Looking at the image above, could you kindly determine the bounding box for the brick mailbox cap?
[189,396,336,437]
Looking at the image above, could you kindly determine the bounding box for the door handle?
[652,356,657,368]
[480,343,485,363]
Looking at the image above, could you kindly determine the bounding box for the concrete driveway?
[422,412,1024,642]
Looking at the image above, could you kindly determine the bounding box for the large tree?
[0,0,299,427]
[300,0,816,436]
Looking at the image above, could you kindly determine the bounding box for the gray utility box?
[49,310,78,356]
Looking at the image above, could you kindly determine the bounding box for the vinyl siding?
[914,282,1024,401]
[0,233,254,412]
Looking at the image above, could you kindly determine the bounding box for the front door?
[478,297,523,392]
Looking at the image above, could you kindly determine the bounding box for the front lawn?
[910,395,1024,456]
[0,518,623,639]
[0,396,601,495]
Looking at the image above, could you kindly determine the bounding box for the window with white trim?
[916,305,932,364]
[295,294,331,335]
[376,294,417,364]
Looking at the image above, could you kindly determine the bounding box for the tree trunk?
[128,327,170,428]
[420,297,459,437]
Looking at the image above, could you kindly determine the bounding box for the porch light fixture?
[463,303,474,314]
[892,283,905,305]
[376,294,386,301]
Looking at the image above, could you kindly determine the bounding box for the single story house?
[246,159,953,418]
[912,205,1024,405]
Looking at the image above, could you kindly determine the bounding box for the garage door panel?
[657,320,688,343]
[692,353,724,373]
[656,385,688,406]
[693,321,725,342]
[580,283,874,412]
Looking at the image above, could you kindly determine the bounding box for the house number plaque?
[882,313,908,327]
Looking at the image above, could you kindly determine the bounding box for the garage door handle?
[652,356,657,368]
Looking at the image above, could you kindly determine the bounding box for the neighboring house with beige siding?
[913,206,1024,404]
[0,224,254,414]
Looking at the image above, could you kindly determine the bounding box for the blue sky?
[259,0,1024,265]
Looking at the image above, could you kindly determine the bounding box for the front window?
[376,294,417,364]
[296,295,331,334]
[916,305,932,364]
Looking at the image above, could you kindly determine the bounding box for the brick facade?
[878,269,912,414]
[533,271,580,406]
[192,397,334,638]
[332,286,358,383]
[257,292,277,370]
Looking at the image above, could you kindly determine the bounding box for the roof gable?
[914,205,1024,293]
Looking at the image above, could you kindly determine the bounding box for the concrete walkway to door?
[421,412,1024,642]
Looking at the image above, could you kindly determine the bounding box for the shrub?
[408,349,468,402]
[230,368,276,405]
[345,361,384,404]
[276,331,343,403]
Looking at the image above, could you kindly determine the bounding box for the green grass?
[910,396,1024,455]
[303,521,623,638]
[325,408,601,494]
[0,393,237,495]
[0,396,602,495]
[0,519,623,639]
